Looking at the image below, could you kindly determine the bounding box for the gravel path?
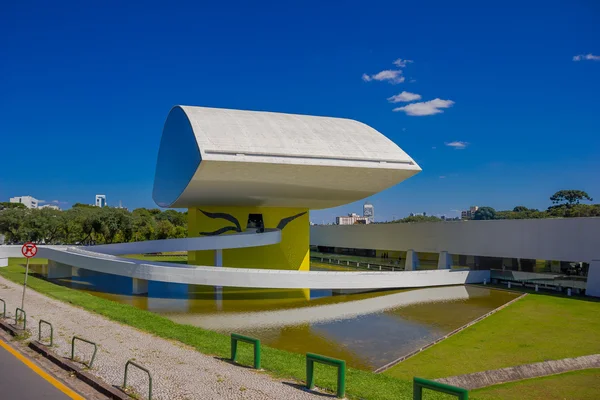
[0,276,326,400]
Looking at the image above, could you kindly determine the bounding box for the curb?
[0,318,21,336]
[28,341,130,400]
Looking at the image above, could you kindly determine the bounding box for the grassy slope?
[471,369,600,400]
[385,291,600,380]
[0,257,452,400]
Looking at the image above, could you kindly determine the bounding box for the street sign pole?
[20,242,37,310]
[21,257,30,310]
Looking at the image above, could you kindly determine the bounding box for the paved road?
[0,337,80,399]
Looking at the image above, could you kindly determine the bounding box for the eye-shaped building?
[153,106,421,271]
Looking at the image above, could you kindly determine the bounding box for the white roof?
[153,106,421,209]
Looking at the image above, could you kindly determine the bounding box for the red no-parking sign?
[21,242,37,258]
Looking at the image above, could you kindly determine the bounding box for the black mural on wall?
[198,210,307,236]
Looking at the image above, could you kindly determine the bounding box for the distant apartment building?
[39,204,60,211]
[336,213,370,225]
[363,202,374,223]
[461,206,479,219]
[95,195,107,207]
[9,196,39,209]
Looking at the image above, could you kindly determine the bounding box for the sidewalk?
[0,276,322,400]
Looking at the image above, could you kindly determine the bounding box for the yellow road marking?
[0,337,85,399]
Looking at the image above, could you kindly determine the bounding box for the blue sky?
[1,0,599,222]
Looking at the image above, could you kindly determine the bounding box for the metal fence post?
[15,307,26,330]
[231,333,261,369]
[124,360,153,400]
[305,353,346,398]
[413,377,468,400]
[38,320,54,346]
[71,336,98,368]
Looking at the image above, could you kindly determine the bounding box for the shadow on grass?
[281,381,338,398]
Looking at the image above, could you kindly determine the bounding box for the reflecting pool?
[46,266,518,370]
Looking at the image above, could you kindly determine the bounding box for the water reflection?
[45,266,518,370]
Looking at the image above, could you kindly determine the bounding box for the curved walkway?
[436,354,600,390]
[1,229,489,289]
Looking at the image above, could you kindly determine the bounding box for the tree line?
[390,190,598,223]
[0,203,187,245]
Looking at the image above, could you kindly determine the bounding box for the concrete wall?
[310,218,600,262]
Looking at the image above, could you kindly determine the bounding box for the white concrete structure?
[311,218,600,296]
[95,194,106,207]
[363,202,374,223]
[587,260,600,297]
[153,106,421,209]
[9,196,39,209]
[0,229,486,291]
[311,218,600,262]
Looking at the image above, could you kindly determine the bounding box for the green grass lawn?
[384,291,600,380]
[0,257,452,400]
[471,369,600,400]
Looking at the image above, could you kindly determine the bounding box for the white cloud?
[362,69,405,84]
[445,141,468,149]
[409,78,416,83]
[393,58,413,68]
[432,146,437,149]
[38,199,47,204]
[439,175,446,179]
[573,53,600,61]
[393,98,454,116]
[387,91,422,103]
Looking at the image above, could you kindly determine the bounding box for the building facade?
[95,195,107,207]
[9,196,39,209]
[363,202,374,223]
[153,105,420,274]
[461,206,479,219]
[336,213,370,225]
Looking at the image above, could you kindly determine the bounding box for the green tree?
[132,209,156,241]
[513,206,529,212]
[155,219,175,240]
[0,202,27,210]
[396,215,442,223]
[0,208,27,242]
[550,190,593,207]
[473,206,496,220]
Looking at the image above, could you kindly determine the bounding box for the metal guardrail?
[311,256,403,272]
[231,333,261,369]
[124,359,153,400]
[413,377,468,400]
[71,336,98,368]
[15,307,26,330]
[38,319,53,346]
[306,352,346,398]
[0,298,5,318]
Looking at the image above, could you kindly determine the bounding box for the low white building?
[9,195,39,209]
[336,213,370,225]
